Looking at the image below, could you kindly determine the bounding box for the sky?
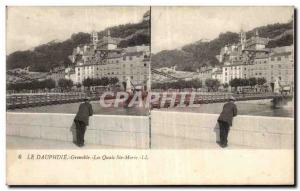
[151,6,294,53]
[6,6,294,55]
[6,6,149,54]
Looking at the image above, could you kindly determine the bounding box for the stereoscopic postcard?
[6,6,295,185]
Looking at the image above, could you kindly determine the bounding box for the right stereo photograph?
[150,6,294,150]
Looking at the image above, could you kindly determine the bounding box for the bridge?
[6,92,115,110]
[6,91,293,110]
[149,92,293,109]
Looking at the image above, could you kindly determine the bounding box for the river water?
[159,99,294,118]
[8,99,294,117]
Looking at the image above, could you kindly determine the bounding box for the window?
[278,65,281,68]
[123,56,126,61]
[277,57,281,61]
[144,63,147,67]
[271,57,275,61]
[131,76,133,79]
[129,56,132,60]
[116,60,119,63]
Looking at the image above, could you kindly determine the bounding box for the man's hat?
[83,96,91,101]
[229,95,236,101]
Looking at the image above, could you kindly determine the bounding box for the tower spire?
[91,30,98,46]
[240,27,246,50]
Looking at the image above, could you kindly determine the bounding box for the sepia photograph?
[6,6,151,149]
[150,6,294,149]
[5,5,295,185]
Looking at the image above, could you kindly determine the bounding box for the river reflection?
[159,99,294,118]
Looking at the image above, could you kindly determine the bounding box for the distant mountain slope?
[7,19,150,72]
[151,21,293,71]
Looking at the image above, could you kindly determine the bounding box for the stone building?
[70,30,150,89]
[218,29,294,90]
[47,66,65,86]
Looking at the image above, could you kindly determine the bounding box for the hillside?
[151,21,293,71]
[7,19,150,72]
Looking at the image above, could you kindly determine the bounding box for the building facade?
[70,30,150,89]
[47,66,65,86]
[218,29,294,90]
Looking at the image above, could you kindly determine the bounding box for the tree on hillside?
[70,32,91,45]
[189,79,202,89]
[7,20,150,72]
[76,83,82,88]
[257,77,267,86]
[44,79,56,89]
[109,77,119,86]
[248,77,258,87]
[58,78,73,90]
[152,21,293,70]
[101,77,110,86]
[118,34,150,48]
[266,33,293,48]
[205,79,221,92]
[223,83,229,90]
[229,78,240,91]
[82,78,93,88]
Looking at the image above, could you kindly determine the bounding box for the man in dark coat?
[217,96,237,148]
[74,97,93,147]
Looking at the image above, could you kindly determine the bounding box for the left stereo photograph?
[6,6,151,150]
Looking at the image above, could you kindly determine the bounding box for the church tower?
[240,29,246,50]
[91,31,98,46]
[255,29,259,37]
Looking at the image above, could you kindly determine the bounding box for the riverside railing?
[150,92,292,108]
[7,92,87,110]
[7,91,292,110]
